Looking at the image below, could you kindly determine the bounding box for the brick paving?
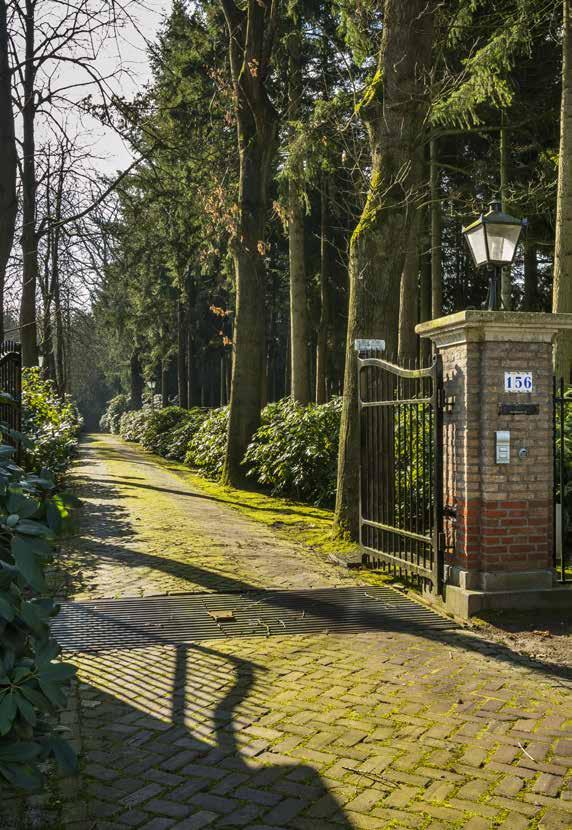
[22,435,572,829]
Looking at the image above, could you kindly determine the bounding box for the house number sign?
[504,371,533,393]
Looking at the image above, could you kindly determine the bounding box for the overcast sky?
[71,0,171,175]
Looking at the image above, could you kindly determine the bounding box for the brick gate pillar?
[416,311,572,616]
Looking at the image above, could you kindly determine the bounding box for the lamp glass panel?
[465,226,488,266]
[484,223,521,264]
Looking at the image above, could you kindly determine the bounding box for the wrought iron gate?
[553,377,570,583]
[358,350,444,593]
[0,341,22,451]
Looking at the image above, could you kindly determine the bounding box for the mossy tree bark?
[523,238,539,311]
[430,137,442,320]
[177,297,189,409]
[0,0,17,343]
[287,30,310,405]
[398,210,421,362]
[553,0,572,382]
[316,174,332,404]
[130,349,144,410]
[334,0,435,538]
[220,0,279,486]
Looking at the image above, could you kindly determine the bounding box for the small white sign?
[504,371,533,393]
[354,339,385,353]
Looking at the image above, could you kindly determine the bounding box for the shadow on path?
[94,475,326,518]
[75,634,355,828]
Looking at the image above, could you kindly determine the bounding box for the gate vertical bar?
[357,355,363,551]
[432,353,444,593]
[553,375,557,574]
[559,377,565,583]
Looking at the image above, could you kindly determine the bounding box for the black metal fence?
[553,377,571,583]
[358,350,444,594]
[0,341,22,454]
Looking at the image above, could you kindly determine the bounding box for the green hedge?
[185,407,229,479]
[22,369,82,478]
[99,394,131,434]
[119,409,148,443]
[140,407,194,456]
[164,410,208,461]
[107,395,342,506]
[244,397,341,505]
[118,407,208,461]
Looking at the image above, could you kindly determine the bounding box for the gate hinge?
[443,505,457,523]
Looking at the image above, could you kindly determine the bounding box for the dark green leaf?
[37,678,67,708]
[20,685,54,713]
[0,593,15,622]
[10,537,46,592]
[7,492,39,520]
[46,501,62,532]
[14,520,53,538]
[0,761,43,791]
[14,694,36,726]
[0,693,17,735]
[41,735,78,776]
[20,601,46,635]
[0,741,41,763]
[40,662,75,683]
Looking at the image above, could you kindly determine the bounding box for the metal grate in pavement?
[50,586,458,652]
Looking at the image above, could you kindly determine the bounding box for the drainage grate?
[50,586,457,652]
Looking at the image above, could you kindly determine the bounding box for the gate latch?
[443,505,457,523]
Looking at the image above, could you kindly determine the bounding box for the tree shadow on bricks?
[95,476,328,520]
[72,637,355,829]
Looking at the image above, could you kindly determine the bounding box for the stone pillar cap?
[416,310,572,345]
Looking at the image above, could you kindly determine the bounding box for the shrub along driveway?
[38,435,572,829]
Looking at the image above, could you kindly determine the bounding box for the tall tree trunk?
[287,31,310,404]
[161,358,169,408]
[54,271,65,391]
[335,0,435,538]
[500,112,512,309]
[177,297,189,409]
[186,275,195,406]
[130,349,143,409]
[220,0,279,485]
[44,150,65,382]
[0,0,17,342]
[553,0,572,382]
[430,137,442,319]
[523,239,538,311]
[420,202,432,362]
[398,212,421,362]
[20,0,38,366]
[316,175,331,404]
[186,326,194,407]
[42,289,55,380]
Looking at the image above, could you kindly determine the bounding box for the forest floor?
[10,433,572,830]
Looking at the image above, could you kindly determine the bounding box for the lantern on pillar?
[462,200,526,310]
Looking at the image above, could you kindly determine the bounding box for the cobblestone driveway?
[27,436,572,829]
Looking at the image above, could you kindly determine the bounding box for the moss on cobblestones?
[45,435,572,830]
[146,446,360,557]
